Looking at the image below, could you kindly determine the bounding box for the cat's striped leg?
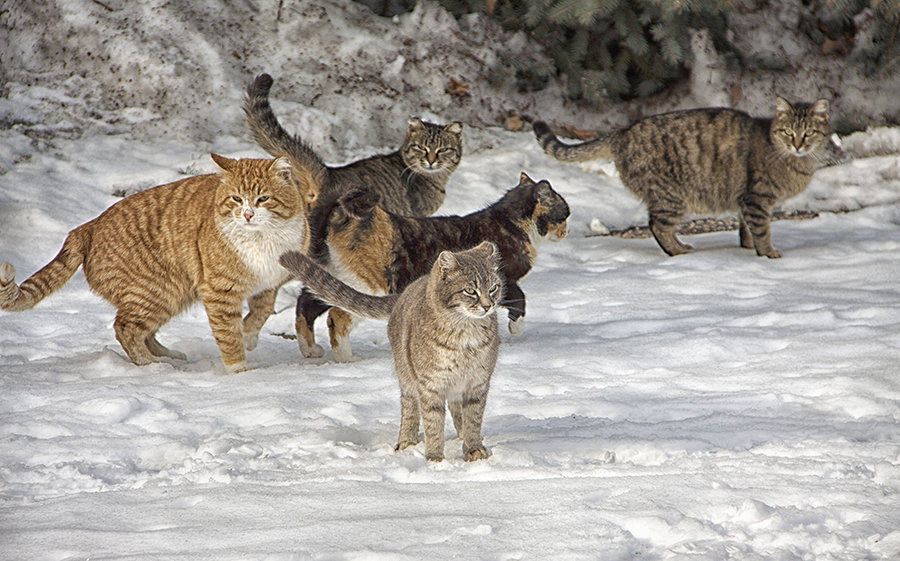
[458,381,490,462]
[113,311,161,366]
[395,386,421,452]
[199,284,247,373]
[145,332,187,361]
[242,288,277,351]
[738,214,754,249]
[418,384,447,462]
[739,191,781,258]
[647,194,692,256]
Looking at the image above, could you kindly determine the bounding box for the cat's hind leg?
[327,307,356,363]
[113,313,160,366]
[648,204,693,256]
[145,332,187,361]
[738,213,755,249]
[502,281,526,336]
[295,290,327,358]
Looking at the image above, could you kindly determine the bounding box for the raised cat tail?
[0,226,88,312]
[280,251,397,320]
[532,121,614,162]
[243,73,328,187]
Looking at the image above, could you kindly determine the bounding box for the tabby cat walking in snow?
[296,173,569,362]
[281,241,502,462]
[534,96,831,258]
[0,155,312,373]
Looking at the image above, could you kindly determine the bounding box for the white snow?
[2,1,900,560]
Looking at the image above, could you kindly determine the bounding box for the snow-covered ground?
[3,0,900,558]
[2,118,900,559]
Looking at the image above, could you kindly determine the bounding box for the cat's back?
[80,174,219,283]
[331,152,416,215]
[613,108,769,207]
[617,107,763,155]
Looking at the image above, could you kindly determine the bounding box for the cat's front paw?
[463,444,490,462]
[243,331,259,351]
[0,262,15,287]
[758,248,782,259]
[395,439,419,452]
[508,316,525,336]
[425,452,445,463]
[298,340,325,359]
[225,361,249,374]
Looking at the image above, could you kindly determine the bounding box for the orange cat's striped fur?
[0,154,314,372]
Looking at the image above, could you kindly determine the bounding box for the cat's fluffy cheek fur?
[219,212,306,293]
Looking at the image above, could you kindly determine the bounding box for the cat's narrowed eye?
[489,284,500,294]
[232,195,243,203]
[463,288,477,296]
[256,196,270,204]
[779,130,793,138]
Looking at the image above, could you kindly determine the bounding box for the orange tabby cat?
[0,154,314,372]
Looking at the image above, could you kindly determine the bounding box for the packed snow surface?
[1,121,899,560]
[2,0,900,559]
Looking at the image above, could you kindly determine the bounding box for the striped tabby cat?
[534,96,831,257]
[243,72,462,263]
[296,173,569,362]
[0,155,312,372]
[281,241,502,462]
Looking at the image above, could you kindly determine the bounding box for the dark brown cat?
[0,155,312,372]
[534,96,831,257]
[295,173,570,362]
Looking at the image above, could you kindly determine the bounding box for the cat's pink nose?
[243,208,255,221]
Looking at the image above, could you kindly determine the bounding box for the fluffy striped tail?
[279,251,397,321]
[0,228,88,312]
[532,121,615,162]
[242,73,328,188]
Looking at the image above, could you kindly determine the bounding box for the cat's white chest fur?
[219,211,306,293]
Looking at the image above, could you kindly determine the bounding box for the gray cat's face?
[770,97,831,158]
[434,242,503,320]
[402,118,463,174]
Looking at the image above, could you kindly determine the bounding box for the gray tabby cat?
[243,73,463,262]
[280,241,502,463]
[534,96,831,258]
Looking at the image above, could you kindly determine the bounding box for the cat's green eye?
[463,288,477,296]
[489,284,499,293]
[232,195,243,203]
[257,196,269,204]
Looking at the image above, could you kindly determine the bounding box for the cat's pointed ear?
[811,99,830,118]
[474,240,498,258]
[534,180,555,204]
[408,117,426,131]
[775,96,794,116]
[270,155,293,180]
[445,122,463,135]
[210,153,236,172]
[437,250,458,274]
[518,172,535,185]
